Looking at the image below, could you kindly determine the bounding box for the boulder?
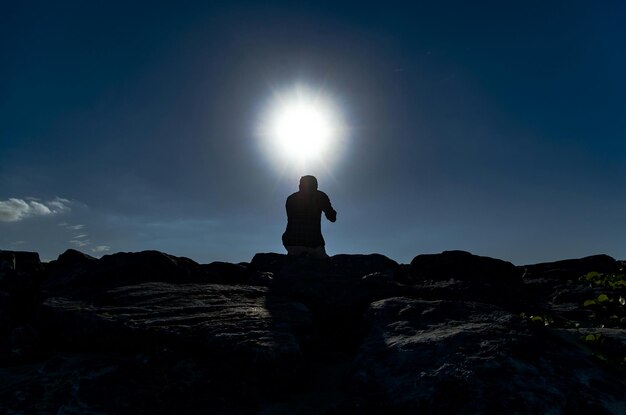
[0,251,44,325]
[0,250,43,291]
[200,261,273,286]
[251,252,399,277]
[409,250,519,282]
[250,252,288,274]
[523,254,620,280]
[0,251,15,272]
[42,250,205,297]
[519,255,623,315]
[24,281,315,413]
[38,283,312,363]
[352,297,626,414]
[407,251,522,307]
[55,248,97,266]
[41,249,98,295]
[0,250,42,274]
[43,250,275,299]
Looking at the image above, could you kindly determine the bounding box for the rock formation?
[0,249,624,414]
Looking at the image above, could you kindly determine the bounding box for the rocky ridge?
[0,249,625,414]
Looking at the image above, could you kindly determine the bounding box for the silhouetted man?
[282,175,337,258]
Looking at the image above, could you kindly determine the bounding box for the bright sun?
[258,84,345,167]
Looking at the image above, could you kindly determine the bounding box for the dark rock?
[523,254,620,280]
[43,250,275,299]
[407,251,522,307]
[250,252,288,274]
[5,325,40,363]
[409,250,519,283]
[38,283,312,361]
[0,250,43,291]
[0,250,42,274]
[0,290,11,332]
[0,251,44,327]
[576,328,626,362]
[519,255,622,315]
[55,248,97,266]
[200,261,273,286]
[42,250,205,297]
[0,349,292,415]
[97,250,201,282]
[0,317,42,365]
[0,251,16,272]
[253,254,403,351]
[352,297,626,414]
[41,249,99,296]
[23,281,314,413]
[251,252,399,279]
[1,248,624,414]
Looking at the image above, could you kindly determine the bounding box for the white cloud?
[0,199,29,221]
[70,239,91,247]
[91,245,111,253]
[0,197,71,222]
[47,198,70,212]
[29,201,52,215]
[59,223,85,231]
[58,222,111,255]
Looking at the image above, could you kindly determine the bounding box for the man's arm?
[321,192,337,222]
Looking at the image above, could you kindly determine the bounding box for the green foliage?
[583,271,626,289]
[577,271,626,329]
[522,268,626,373]
[585,271,602,285]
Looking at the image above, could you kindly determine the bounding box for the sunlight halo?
[257,84,346,170]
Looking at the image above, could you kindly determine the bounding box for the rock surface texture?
[0,248,625,414]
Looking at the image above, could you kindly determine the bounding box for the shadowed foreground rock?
[353,298,625,414]
[0,249,625,414]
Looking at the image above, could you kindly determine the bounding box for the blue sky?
[1,1,625,264]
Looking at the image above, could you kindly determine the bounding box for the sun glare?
[258,84,346,168]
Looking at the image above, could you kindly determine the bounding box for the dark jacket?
[282,189,337,247]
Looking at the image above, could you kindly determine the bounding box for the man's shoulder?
[316,190,330,200]
[286,192,299,203]
[287,190,329,200]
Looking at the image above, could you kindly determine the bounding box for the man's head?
[299,175,318,192]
